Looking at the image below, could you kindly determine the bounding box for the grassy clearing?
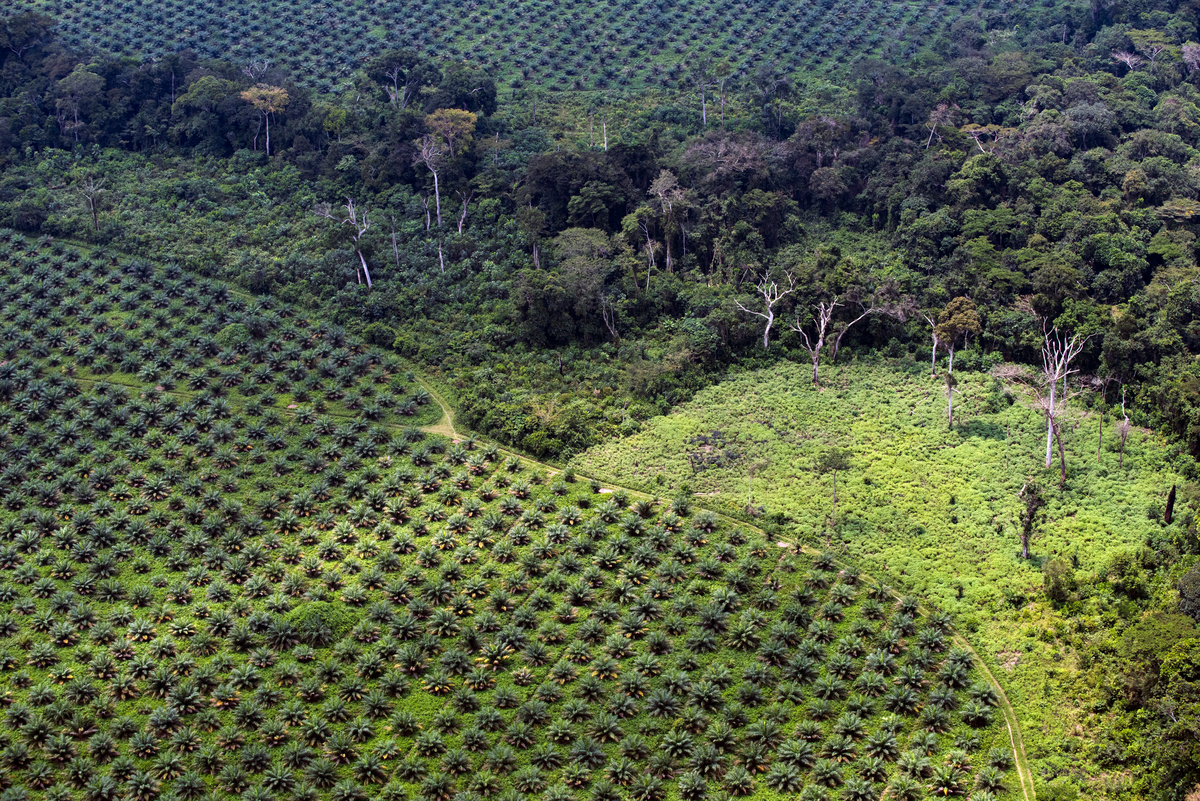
[572,357,1182,612]
[571,355,1190,794]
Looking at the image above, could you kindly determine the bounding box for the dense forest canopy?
[2,0,1200,796]
[3,1,1200,460]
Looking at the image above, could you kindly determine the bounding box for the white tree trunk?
[356,249,372,288]
[432,170,442,227]
[1045,380,1056,469]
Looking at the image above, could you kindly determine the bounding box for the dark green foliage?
[1180,565,1200,624]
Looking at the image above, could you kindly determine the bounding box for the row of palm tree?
[0,236,1007,800]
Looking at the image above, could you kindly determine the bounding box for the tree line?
[3,2,1200,462]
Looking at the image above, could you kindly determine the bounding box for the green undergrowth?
[0,238,1017,801]
[571,356,1196,796]
[572,357,1187,612]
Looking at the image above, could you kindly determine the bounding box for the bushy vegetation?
[573,358,1189,607]
[0,236,1016,800]
[572,357,1200,798]
[5,0,1200,469]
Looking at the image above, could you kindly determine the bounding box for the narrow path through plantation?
[53,285,1035,800]
[409,369,1038,801]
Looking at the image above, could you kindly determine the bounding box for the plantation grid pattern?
[19,0,967,90]
[0,235,1011,800]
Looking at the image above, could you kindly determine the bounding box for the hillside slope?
[572,357,1198,797]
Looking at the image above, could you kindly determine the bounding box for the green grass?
[572,357,1182,611]
[570,354,1191,795]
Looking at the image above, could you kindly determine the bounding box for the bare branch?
[921,312,942,377]
[414,134,445,227]
[313,199,374,287]
[789,296,841,385]
[456,190,474,235]
[734,271,796,349]
[829,301,877,363]
[600,292,619,344]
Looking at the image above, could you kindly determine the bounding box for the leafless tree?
[925,103,954,149]
[419,196,431,231]
[456,190,474,235]
[789,295,881,386]
[414,135,445,227]
[379,63,424,109]
[633,211,657,291]
[1040,323,1090,469]
[242,60,271,81]
[78,175,105,232]
[600,292,619,344]
[1118,386,1132,468]
[790,298,837,386]
[921,311,941,377]
[992,353,1085,489]
[1112,50,1143,71]
[390,216,401,270]
[687,54,715,127]
[735,271,796,350]
[314,199,374,288]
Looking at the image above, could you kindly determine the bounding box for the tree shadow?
[957,419,1006,441]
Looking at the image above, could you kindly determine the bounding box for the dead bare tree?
[1112,50,1143,71]
[419,196,431,231]
[828,300,879,364]
[1118,386,1132,468]
[921,311,941,377]
[456,190,473,235]
[1041,323,1091,469]
[600,292,619,344]
[925,103,954,149]
[314,200,374,287]
[993,359,1083,489]
[414,135,445,227]
[78,175,105,232]
[789,295,880,386]
[792,297,838,385]
[390,216,401,270]
[734,271,796,350]
[242,60,271,81]
[637,213,656,291]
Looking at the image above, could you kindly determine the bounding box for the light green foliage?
[573,356,1195,792]
[574,359,1180,611]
